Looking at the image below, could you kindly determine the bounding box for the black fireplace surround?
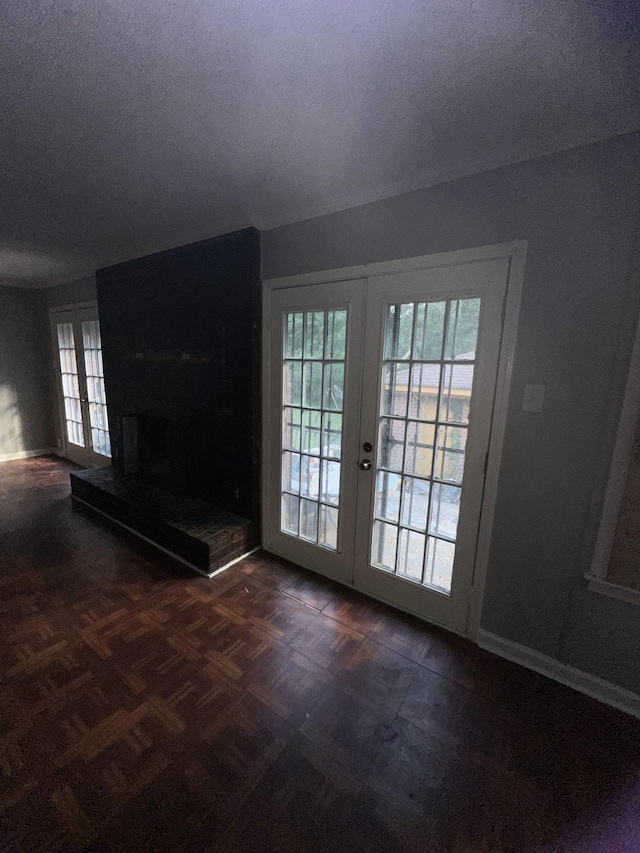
[70,228,261,574]
[97,227,261,521]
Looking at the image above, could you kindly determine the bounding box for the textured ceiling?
[1,0,639,287]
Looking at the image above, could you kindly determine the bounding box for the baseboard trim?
[477,629,640,720]
[586,575,640,606]
[72,495,260,579]
[0,447,57,463]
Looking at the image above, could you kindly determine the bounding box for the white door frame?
[50,301,110,467]
[262,241,527,640]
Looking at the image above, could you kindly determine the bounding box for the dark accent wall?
[96,228,260,522]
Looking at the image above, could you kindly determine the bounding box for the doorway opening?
[51,304,111,468]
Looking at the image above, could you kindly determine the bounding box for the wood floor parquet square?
[288,607,365,671]
[280,572,338,610]
[245,647,335,726]
[398,664,495,757]
[327,785,428,853]
[319,587,388,634]
[1,457,640,853]
[299,680,398,780]
[366,713,485,827]
[224,732,362,853]
[329,636,420,712]
[238,552,301,591]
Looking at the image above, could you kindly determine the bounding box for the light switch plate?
[523,384,545,412]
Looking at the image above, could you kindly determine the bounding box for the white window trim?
[587,311,640,601]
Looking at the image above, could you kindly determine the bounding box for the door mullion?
[74,317,92,457]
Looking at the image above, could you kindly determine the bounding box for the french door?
[265,256,510,634]
[51,306,111,468]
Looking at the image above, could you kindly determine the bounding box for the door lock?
[362,441,373,453]
[359,459,372,471]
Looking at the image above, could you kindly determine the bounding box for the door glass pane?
[380,363,409,418]
[374,471,400,524]
[384,303,414,359]
[300,455,320,499]
[321,412,342,458]
[440,364,474,424]
[318,505,339,550]
[82,320,111,457]
[304,312,325,359]
[300,498,319,542]
[413,301,446,360]
[326,310,347,359]
[319,459,340,506]
[283,407,302,450]
[371,520,398,571]
[283,362,302,406]
[56,323,85,448]
[378,418,406,473]
[404,421,435,477]
[397,528,426,580]
[429,483,461,539]
[424,537,456,591]
[434,426,468,483]
[282,451,300,494]
[370,297,481,593]
[301,409,322,452]
[409,364,441,421]
[400,478,430,530]
[282,494,299,535]
[323,363,344,411]
[280,308,347,551]
[444,299,480,359]
[285,313,304,358]
[303,362,323,408]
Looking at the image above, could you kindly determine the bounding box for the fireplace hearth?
[70,467,257,576]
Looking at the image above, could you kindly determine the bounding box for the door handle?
[359,459,372,471]
[80,395,88,403]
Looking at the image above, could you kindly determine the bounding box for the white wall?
[262,132,640,694]
[40,275,97,312]
[0,285,53,457]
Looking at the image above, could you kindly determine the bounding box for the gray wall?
[40,276,98,449]
[41,275,97,311]
[0,286,54,456]
[262,132,640,694]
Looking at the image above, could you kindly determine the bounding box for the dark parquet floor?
[1,457,639,852]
